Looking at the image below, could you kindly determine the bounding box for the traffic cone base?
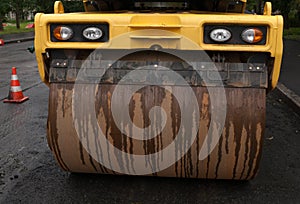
[3,67,29,103]
[4,96,29,103]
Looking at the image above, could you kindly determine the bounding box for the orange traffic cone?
[0,39,4,46]
[4,67,29,103]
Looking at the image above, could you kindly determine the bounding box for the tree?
[35,0,56,13]
[246,0,296,28]
[8,0,36,29]
[34,0,84,13]
[0,0,10,31]
[269,0,293,28]
[295,0,300,22]
[62,0,84,12]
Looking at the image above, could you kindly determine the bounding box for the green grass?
[0,21,34,35]
[284,27,300,41]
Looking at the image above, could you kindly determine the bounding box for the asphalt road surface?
[280,39,300,96]
[0,41,299,204]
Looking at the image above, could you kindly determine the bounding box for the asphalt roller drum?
[46,50,266,180]
[47,81,265,180]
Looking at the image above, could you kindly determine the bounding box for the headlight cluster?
[50,23,109,42]
[53,26,73,41]
[82,27,103,40]
[241,28,264,43]
[210,28,232,43]
[204,25,267,45]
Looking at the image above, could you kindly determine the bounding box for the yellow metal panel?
[34,12,283,88]
[263,2,272,16]
[54,1,65,14]
[271,15,284,89]
[34,13,48,85]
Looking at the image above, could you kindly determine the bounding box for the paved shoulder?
[280,39,300,96]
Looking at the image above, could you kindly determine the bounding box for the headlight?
[241,28,263,43]
[53,26,73,41]
[210,28,232,42]
[51,23,109,42]
[83,27,103,40]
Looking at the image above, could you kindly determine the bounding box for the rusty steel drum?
[47,51,266,180]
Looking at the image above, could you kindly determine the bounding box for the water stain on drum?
[46,43,265,179]
[47,82,265,179]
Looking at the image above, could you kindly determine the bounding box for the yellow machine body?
[34,0,283,179]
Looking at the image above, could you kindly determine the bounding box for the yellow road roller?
[34,0,283,179]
